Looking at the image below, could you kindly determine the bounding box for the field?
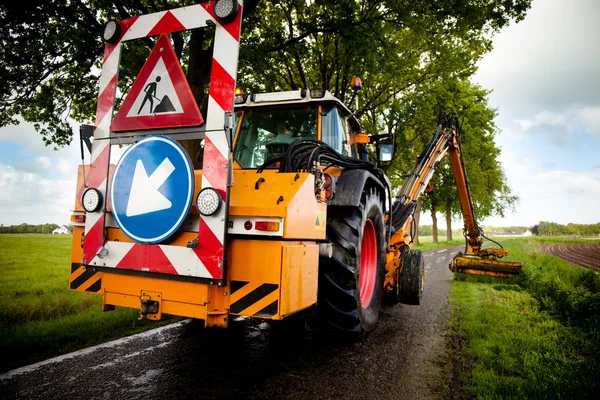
[446,237,600,398]
[540,243,600,271]
[0,234,177,373]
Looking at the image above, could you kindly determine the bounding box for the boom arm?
[446,131,483,254]
[389,115,454,246]
[384,113,522,290]
[389,113,486,255]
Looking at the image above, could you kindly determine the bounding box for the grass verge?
[0,234,178,373]
[412,236,465,251]
[445,237,600,399]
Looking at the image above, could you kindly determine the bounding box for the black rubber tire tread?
[319,189,386,336]
[399,249,424,305]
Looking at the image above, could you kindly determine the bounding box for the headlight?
[214,0,239,21]
[102,20,121,43]
[82,188,103,213]
[196,188,222,216]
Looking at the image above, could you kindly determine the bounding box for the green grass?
[447,237,600,399]
[412,235,465,251]
[0,234,178,372]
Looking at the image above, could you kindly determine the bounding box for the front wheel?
[398,249,425,305]
[319,189,386,336]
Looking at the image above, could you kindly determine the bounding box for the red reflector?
[244,221,253,230]
[71,215,86,223]
[255,221,280,232]
[324,174,332,188]
[325,189,332,200]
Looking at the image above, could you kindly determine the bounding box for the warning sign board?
[111,34,204,132]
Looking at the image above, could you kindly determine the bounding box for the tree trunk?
[445,199,453,241]
[431,203,438,244]
[413,198,422,246]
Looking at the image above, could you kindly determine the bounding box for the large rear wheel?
[319,190,386,336]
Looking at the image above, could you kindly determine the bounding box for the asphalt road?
[0,245,463,400]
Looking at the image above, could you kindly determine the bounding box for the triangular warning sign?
[111,34,204,132]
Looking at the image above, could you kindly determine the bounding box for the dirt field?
[539,244,600,271]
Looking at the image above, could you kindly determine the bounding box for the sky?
[0,0,599,228]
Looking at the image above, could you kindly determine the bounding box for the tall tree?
[401,78,517,243]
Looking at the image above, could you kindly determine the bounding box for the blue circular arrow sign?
[111,136,194,244]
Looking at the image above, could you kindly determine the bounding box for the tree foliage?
[535,221,600,237]
[1,0,530,223]
[1,0,531,145]
[0,223,63,234]
[400,78,518,241]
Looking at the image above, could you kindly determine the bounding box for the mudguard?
[328,169,385,207]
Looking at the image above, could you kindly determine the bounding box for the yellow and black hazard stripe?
[70,263,102,293]
[229,280,279,318]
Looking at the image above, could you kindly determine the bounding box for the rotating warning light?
[351,76,363,91]
[101,20,121,44]
[214,0,239,21]
[196,188,222,216]
[234,87,247,104]
[82,188,103,213]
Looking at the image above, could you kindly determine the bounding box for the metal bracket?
[224,111,234,150]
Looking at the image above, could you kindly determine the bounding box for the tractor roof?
[234,89,361,132]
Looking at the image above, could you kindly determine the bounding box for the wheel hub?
[359,219,377,308]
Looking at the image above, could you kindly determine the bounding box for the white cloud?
[0,164,76,225]
[0,121,81,160]
[475,0,600,117]
[513,105,600,145]
[577,106,600,135]
[56,158,72,175]
[36,156,52,171]
[481,149,600,226]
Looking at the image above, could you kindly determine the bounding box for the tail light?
[71,214,86,225]
[324,174,333,200]
[255,221,280,232]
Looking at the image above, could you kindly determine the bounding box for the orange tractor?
[70,1,521,336]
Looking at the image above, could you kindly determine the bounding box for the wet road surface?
[1,245,463,400]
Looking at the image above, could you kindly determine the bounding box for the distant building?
[52,226,69,234]
[522,230,533,237]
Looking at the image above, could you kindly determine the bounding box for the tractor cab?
[232,89,362,169]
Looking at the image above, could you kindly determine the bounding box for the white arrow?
[126,157,175,217]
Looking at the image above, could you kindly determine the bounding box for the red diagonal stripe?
[194,218,223,279]
[116,244,179,275]
[146,11,187,37]
[201,136,228,195]
[102,16,139,64]
[77,145,110,204]
[83,215,105,264]
[209,59,235,112]
[201,2,242,41]
[95,75,117,128]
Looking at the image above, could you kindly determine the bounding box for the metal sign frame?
[80,1,243,282]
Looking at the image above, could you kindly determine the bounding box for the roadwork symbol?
[137,76,177,115]
[111,33,203,132]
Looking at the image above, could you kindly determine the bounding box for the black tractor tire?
[398,249,425,305]
[318,189,386,336]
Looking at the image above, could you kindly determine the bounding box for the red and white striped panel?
[82,1,243,280]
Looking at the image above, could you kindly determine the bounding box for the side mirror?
[376,134,395,163]
[378,141,394,162]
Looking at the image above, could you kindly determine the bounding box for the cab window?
[234,107,317,168]
[321,107,351,156]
